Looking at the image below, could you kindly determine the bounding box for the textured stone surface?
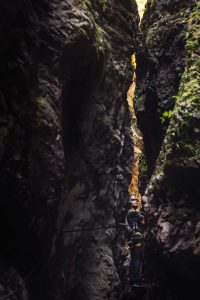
[135,0,195,173]
[141,1,200,299]
[0,0,139,299]
[0,265,29,300]
[0,1,65,297]
[47,1,139,299]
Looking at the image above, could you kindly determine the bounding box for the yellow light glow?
[135,0,147,19]
[127,54,143,208]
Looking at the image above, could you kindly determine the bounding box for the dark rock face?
[0,0,139,299]
[48,2,139,299]
[0,2,65,298]
[135,0,195,174]
[0,265,29,300]
[139,1,200,299]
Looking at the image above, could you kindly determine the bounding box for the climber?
[124,194,142,231]
[126,208,144,288]
[129,194,140,210]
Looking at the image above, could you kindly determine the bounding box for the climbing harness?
[127,230,144,248]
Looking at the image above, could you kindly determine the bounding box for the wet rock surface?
[0,0,139,299]
[139,1,200,299]
[135,0,196,173]
[1,0,199,299]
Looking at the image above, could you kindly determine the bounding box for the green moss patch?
[156,1,200,169]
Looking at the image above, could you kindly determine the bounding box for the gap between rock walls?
[127,0,148,205]
[124,1,200,300]
[0,0,199,300]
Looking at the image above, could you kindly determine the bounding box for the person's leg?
[132,247,143,283]
[129,249,134,285]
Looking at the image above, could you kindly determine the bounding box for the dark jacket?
[125,209,144,248]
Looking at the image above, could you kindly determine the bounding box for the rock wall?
[136,1,200,299]
[48,1,139,299]
[0,265,29,300]
[0,0,139,299]
[135,0,195,174]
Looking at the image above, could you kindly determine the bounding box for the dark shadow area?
[60,38,104,162]
[165,166,200,207]
[137,92,162,176]
[0,169,44,300]
[162,251,200,300]
[143,243,200,300]
[136,53,163,177]
[166,270,200,300]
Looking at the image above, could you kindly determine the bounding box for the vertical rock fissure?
[4,0,194,299]
[0,0,140,296]
[127,54,144,205]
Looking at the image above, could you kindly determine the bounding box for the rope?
[1,58,133,299]
[62,223,130,233]
[1,223,129,299]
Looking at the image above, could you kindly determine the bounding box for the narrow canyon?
[0,0,199,299]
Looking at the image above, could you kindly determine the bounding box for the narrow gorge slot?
[127,0,148,203]
[0,1,199,300]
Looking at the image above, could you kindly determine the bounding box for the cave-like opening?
[60,38,104,163]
